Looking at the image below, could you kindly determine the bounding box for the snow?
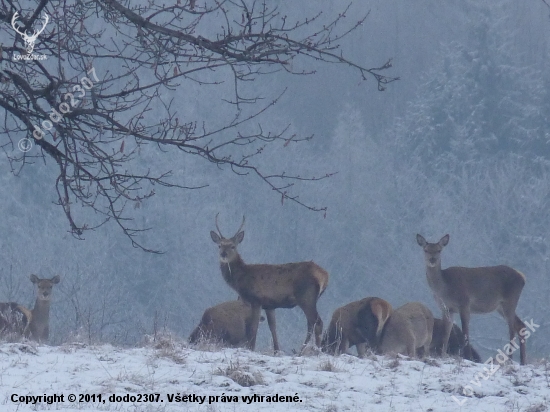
[0,339,548,412]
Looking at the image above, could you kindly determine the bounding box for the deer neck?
[31,298,50,324]
[220,255,247,289]
[425,262,446,294]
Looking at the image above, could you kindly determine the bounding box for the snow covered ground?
[0,338,548,412]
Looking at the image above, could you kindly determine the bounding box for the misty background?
[1,0,549,360]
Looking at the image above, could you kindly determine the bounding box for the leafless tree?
[0,0,397,251]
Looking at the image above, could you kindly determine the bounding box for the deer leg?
[441,309,454,356]
[422,342,430,358]
[502,309,527,365]
[356,342,367,358]
[298,289,323,349]
[314,314,323,347]
[514,315,527,365]
[308,304,324,348]
[500,303,526,365]
[497,306,514,362]
[416,335,429,358]
[300,308,323,349]
[339,337,349,355]
[459,308,472,360]
[265,309,280,353]
[245,304,262,351]
[408,335,417,358]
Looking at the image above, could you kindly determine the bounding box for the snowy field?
[0,339,548,412]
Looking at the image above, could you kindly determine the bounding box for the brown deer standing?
[26,275,61,342]
[210,215,329,352]
[416,234,526,365]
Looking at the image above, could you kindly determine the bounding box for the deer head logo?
[11,12,49,54]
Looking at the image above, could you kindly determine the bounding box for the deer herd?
[0,216,528,366]
[191,216,528,365]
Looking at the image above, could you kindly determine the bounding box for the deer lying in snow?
[378,302,434,357]
[189,299,266,347]
[322,297,392,357]
[0,275,60,342]
[0,302,31,340]
[324,299,433,358]
[429,318,481,362]
[210,215,329,352]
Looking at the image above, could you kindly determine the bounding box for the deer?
[189,299,266,347]
[210,215,329,352]
[25,275,61,342]
[0,302,32,341]
[11,12,49,54]
[377,302,434,357]
[322,297,392,357]
[416,234,527,365]
[429,318,481,362]
[0,275,59,342]
[323,299,433,359]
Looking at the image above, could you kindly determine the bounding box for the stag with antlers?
[210,215,329,352]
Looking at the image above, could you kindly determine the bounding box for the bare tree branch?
[0,0,397,251]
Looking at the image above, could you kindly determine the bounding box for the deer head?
[11,12,49,54]
[416,234,449,268]
[210,214,245,264]
[30,274,60,301]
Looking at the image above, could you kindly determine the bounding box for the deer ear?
[370,298,392,338]
[416,234,427,247]
[51,275,60,284]
[210,231,221,244]
[30,274,39,284]
[440,234,450,247]
[233,231,244,244]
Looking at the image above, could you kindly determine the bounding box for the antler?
[234,216,246,236]
[11,12,25,36]
[215,213,224,237]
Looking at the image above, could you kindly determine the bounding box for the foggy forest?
[0,0,549,365]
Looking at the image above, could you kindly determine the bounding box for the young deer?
[210,215,329,352]
[417,234,526,365]
[26,275,61,342]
